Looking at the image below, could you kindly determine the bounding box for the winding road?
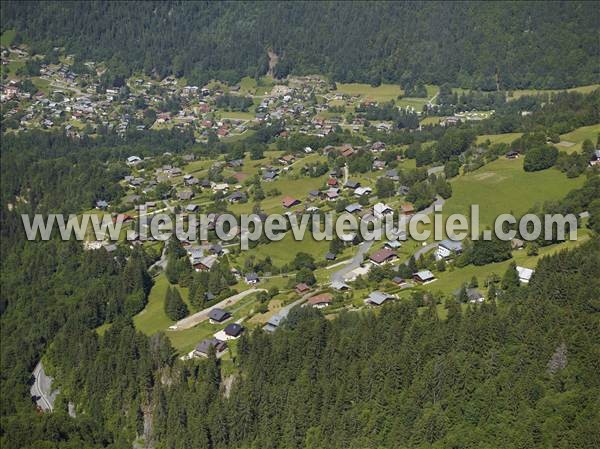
[31,362,58,412]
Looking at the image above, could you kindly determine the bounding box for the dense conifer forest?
[3,1,599,89]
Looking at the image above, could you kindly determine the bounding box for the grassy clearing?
[1,29,16,47]
[335,83,403,102]
[417,230,591,296]
[218,110,255,120]
[555,123,600,153]
[134,274,175,335]
[508,84,600,100]
[443,157,586,228]
[476,132,523,146]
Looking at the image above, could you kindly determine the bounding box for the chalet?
[345,180,361,190]
[392,276,407,286]
[331,281,350,291]
[185,177,199,186]
[327,178,338,187]
[208,308,231,324]
[223,323,244,338]
[506,150,519,159]
[212,183,229,193]
[194,255,218,271]
[365,291,394,306]
[177,190,194,201]
[435,239,463,260]
[307,293,333,309]
[413,270,436,284]
[345,203,363,214]
[385,169,400,181]
[96,200,109,210]
[263,170,279,182]
[245,272,260,285]
[126,155,142,166]
[208,243,223,255]
[372,160,387,170]
[308,190,322,200]
[325,252,337,261]
[188,247,203,265]
[516,266,534,284]
[369,248,397,265]
[384,240,402,250]
[398,185,410,196]
[194,338,227,358]
[185,204,199,213]
[282,196,301,208]
[279,154,296,165]
[295,283,311,294]
[113,213,134,224]
[341,146,355,157]
[373,202,393,219]
[511,238,525,250]
[227,191,246,203]
[354,187,372,197]
[401,204,415,215]
[590,150,600,166]
[325,188,340,201]
[329,169,341,178]
[371,141,386,152]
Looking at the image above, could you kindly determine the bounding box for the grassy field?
[443,157,586,228]
[0,29,16,47]
[508,84,600,100]
[555,123,600,153]
[134,274,177,335]
[335,83,403,102]
[476,132,523,146]
[417,229,591,296]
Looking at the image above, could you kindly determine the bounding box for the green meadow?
[442,157,586,227]
[556,123,600,153]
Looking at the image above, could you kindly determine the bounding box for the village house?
[354,186,372,198]
[435,239,463,260]
[185,204,199,213]
[278,154,296,165]
[401,204,415,215]
[194,254,218,271]
[344,180,361,190]
[245,272,260,285]
[516,266,534,284]
[369,248,397,266]
[282,196,301,208]
[194,338,227,358]
[177,190,194,201]
[345,203,363,214]
[208,308,231,324]
[295,283,311,294]
[307,293,333,309]
[365,291,395,306]
[413,270,436,284]
[373,202,393,219]
[223,323,244,339]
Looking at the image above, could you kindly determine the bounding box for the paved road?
[329,196,446,282]
[172,288,267,330]
[31,362,58,412]
[343,164,349,185]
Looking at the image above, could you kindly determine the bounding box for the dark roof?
[208,308,231,322]
[325,252,337,260]
[369,248,397,264]
[245,272,259,282]
[224,323,243,337]
[195,338,227,355]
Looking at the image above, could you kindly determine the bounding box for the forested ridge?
[3,1,599,89]
[2,233,599,448]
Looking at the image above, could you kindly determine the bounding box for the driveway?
[171,288,267,330]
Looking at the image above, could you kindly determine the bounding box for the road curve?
[31,362,57,412]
